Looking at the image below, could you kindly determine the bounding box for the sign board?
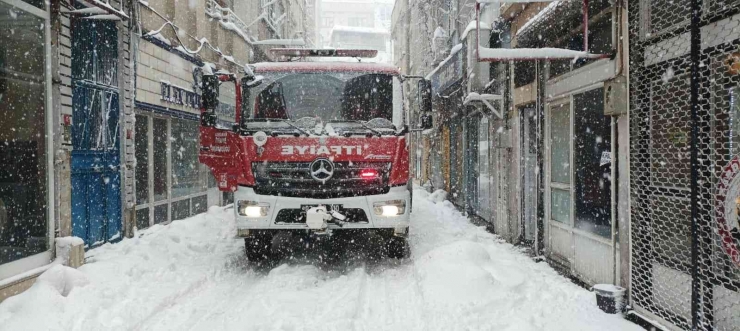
[430,47,464,95]
[160,81,201,109]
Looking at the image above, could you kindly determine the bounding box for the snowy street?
[0,189,639,331]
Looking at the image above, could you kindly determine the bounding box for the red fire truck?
[199,49,430,261]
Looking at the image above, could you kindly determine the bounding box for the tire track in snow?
[130,275,212,331]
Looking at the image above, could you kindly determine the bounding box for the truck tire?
[387,237,409,259]
[244,236,271,262]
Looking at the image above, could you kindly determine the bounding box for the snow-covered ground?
[0,189,640,331]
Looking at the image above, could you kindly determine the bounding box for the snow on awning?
[462,20,492,40]
[83,14,122,21]
[68,7,108,15]
[78,0,129,20]
[425,43,464,80]
[515,1,561,38]
[478,47,610,61]
[463,92,504,119]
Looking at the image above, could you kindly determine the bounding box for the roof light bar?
[270,48,378,58]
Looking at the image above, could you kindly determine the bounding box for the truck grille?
[252,161,391,198]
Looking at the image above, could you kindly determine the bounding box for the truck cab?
[199,49,414,261]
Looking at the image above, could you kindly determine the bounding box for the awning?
[463,92,504,119]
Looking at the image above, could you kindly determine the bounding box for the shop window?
[573,88,611,237]
[153,118,168,202]
[171,199,190,221]
[574,16,613,71]
[515,62,535,88]
[551,189,571,224]
[223,191,234,205]
[154,204,168,224]
[192,195,208,215]
[171,118,201,198]
[0,3,48,266]
[449,116,465,206]
[135,115,149,205]
[541,4,613,79]
[466,116,480,214]
[477,118,493,221]
[207,166,217,188]
[136,208,149,230]
[550,103,571,184]
[21,0,44,9]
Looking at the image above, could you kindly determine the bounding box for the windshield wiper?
[328,120,382,137]
[245,119,310,136]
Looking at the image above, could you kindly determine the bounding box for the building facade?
[396,0,740,329]
[319,0,393,47]
[1,0,133,300]
[0,0,315,302]
[132,0,316,228]
[394,0,629,294]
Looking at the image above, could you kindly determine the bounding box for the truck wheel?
[387,237,409,259]
[245,236,271,262]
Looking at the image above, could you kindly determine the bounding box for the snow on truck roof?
[252,62,401,75]
[329,25,390,35]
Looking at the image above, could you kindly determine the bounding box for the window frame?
[0,0,54,282]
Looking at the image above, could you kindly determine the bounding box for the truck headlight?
[237,200,270,217]
[373,200,406,216]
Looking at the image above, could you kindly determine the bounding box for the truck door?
[199,74,243,192]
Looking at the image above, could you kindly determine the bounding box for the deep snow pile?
[0,190,640,331]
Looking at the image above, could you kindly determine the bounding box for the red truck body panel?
[199,62,409,194]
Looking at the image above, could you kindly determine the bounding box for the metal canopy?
[474,0,611,62]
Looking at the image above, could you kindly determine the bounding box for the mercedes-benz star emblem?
[310,158,334,181]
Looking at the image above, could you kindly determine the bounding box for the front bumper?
[234,185,410,234]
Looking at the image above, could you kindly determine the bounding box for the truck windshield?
[246,72,395,125]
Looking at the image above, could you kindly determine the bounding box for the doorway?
[520,106,538,244]
[70,18,121,247]
[546,87,614,285]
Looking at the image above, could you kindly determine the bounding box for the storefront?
[427,42,465,197]
[496,0,622,286]
[545,82,615,285]
[0,0,54,282]
[133,37,221,229]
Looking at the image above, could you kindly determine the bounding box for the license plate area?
[300,204,344,212]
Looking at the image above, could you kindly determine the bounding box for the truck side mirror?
[243,74,264,88]
[202,75,220,110]
[417,79,432,113]
[420,113,433,130]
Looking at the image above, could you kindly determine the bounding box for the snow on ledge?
[463,92,502,104]
[330,25,389,35]
[252,39,306,46]
[478,47,605,60]
[88,0,129,19]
